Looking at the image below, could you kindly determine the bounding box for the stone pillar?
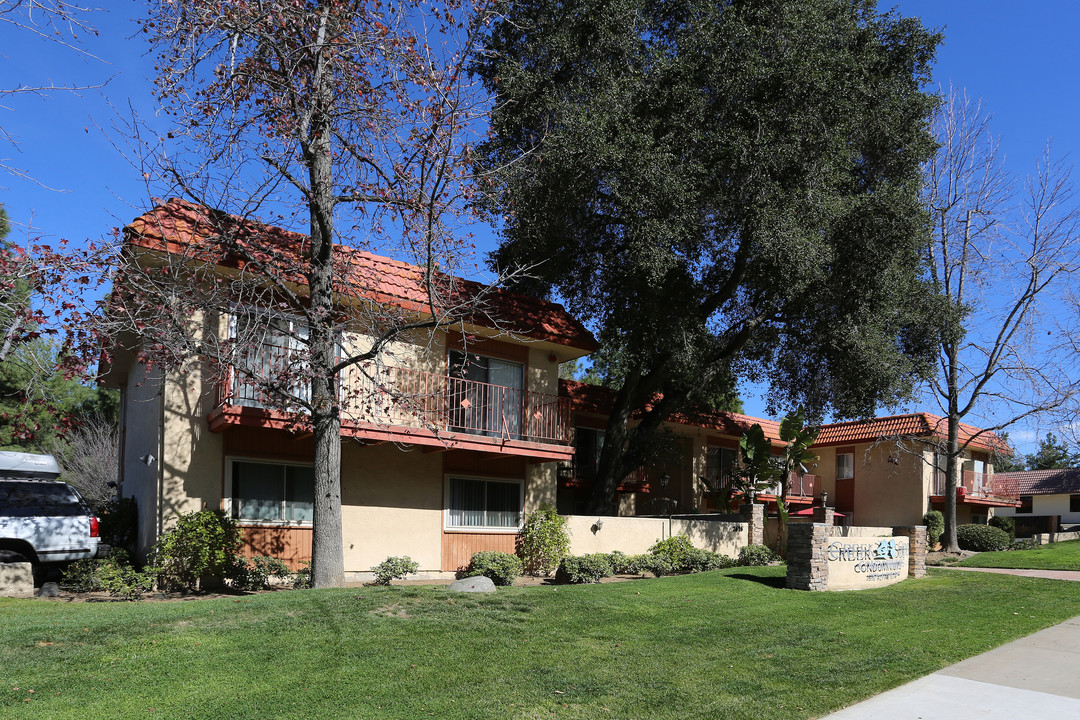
[785,523,831,591]
[893,526,927,579]
[812,506,835,526]
[741,502,765,545]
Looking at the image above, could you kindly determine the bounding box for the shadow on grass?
[727,572,787,589]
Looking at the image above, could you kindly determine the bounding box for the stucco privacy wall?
[565,516,748,557]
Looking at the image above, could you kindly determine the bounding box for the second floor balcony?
[932,471,1018,503]
[209,354,573,460]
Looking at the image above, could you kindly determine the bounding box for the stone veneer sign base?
[786,523,927,591]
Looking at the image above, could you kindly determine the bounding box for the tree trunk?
[308,6,345,588]
[585,368,641,515]
[941,343,961,552]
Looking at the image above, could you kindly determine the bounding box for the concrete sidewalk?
[820,570,1080,719]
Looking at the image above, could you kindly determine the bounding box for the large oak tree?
[475,0,945,512]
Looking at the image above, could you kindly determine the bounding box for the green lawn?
[958,539,1080,571]
[3,567,1080,719]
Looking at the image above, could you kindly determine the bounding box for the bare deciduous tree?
[47,415,118,510]
[102,0,499,587]
[924,86,1080,551]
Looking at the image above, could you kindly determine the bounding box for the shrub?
[371,556,419,585]
[61,549,156,600]
[556,554,613,584]
[463,551,522,586]
[231,555,292,591]
[922,510,944,548]
[648,534,696,568]
[642,534,734,574]
[293,561,312,589]
[956,524,1010,552]
[988,515,1016,541]
[517,504,570,576]
[152,509,241,592]
[638,554,675,578]
[608,550,642,574]
[1009,538,1038,551]
[738,544,781,566]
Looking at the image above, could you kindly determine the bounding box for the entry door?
[835,477,855,513]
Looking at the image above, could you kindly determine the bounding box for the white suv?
[0,452,104,569]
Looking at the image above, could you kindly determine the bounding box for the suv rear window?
[0,481,86,517]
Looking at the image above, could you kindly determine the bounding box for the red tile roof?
[813,413,1009,454]
[994,469,1080,495]
[124,198,597,352]
[559,380,784,443]
[559,382,1007,453]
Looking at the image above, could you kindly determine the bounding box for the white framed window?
[444,475,523,531]
[836,452,854,480]
[227,459,315,524]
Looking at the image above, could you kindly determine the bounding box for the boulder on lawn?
[447,576,496,593]
[37,581,61,598]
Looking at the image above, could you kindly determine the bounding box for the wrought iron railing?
[219,358,571,445]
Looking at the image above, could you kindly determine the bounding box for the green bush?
[231,555,292,591]
[556,554,614,584]
[463,551,522,586]
[608,550,642,574]
[648,534,696,568]
[152,509,241,592]
[738,544,781,566]
[957,524,1010,552]
[293,561,312,589]
[61,549,156,600]
[517,504,571,576]
[988,515,1016,541]
[922,510,944,548]
[371,556,419,585]
[1009,538,1038,551]
[638,554,675,578]
[642,535,734,574]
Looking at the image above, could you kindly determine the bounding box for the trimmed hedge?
[463,551,523,586]
[988,515,1016,541]
[738,544,781,566]
[647,534,735,574]
[957,524,1010,552]
[923,510,944,548]
[556,554,614,584]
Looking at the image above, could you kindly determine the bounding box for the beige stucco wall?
[340,442,445,572]
[848,442,928,527]
[564,515,747,557]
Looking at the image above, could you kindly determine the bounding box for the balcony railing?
[703,472,818,499]
[762,473,818,499]
[932,471,1017,501]
[218,359,571,445]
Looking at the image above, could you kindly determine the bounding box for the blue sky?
[2,1,1078,453]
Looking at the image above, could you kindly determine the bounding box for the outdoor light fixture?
[659,473,671,488]
[557,464,574,482]
[140,454,156,467]
[595,518,604,530]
